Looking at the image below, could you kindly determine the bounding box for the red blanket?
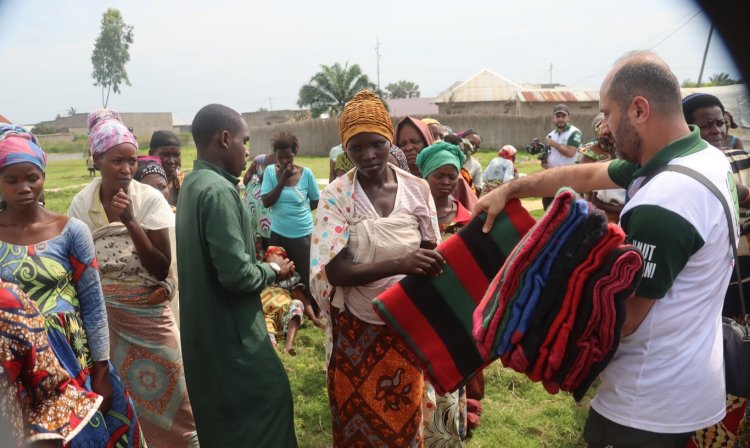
[373,201,535,394]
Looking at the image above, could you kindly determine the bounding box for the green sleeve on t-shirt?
[621,204,705,299]
[608,159,638,189]
[567,130,583,147]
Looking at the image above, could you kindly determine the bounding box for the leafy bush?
[31,124,57,135]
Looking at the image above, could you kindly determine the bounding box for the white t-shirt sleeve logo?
[632,239,656,279]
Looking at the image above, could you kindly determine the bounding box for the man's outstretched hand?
[473,186,510,233]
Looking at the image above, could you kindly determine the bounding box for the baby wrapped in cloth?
[331,213,422,322]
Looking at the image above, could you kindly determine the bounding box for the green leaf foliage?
[297,62,377,118]
[91,8,134,108]
[708,72,734,86]
[385,80,421,99]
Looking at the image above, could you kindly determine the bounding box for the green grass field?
[285,324,590,448]
[43,145,590,447]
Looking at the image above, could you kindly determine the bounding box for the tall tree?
[67,106,77,116]
[91,8,134,108]
[298,62,376,118]
[385,80,421,99]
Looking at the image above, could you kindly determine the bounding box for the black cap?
[149,130,181,152]
[552,104,570,115]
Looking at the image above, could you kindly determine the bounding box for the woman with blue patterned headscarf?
[0,123,147,447]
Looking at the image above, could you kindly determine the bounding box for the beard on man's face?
[612,116,642,164]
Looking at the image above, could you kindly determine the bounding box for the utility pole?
[269,97,273,110]
[375,39,381,91]
[697,25,714,87]
[549,63,553,84]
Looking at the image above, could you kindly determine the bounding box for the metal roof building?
[515,88,600,118]
[516,89,600,103]
[435,69,521,105]
[433,69,599,117]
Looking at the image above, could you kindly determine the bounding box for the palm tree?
[708,72,734,86]
[385,80,421,99]
[298,62,377,118]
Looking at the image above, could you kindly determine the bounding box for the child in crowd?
[133,156,175,305]
[135,156,170,200]
[482,145,517,195]
[261,246,323,355]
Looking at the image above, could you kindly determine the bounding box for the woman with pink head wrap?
[87,109,139,156]
[69,110,199,447]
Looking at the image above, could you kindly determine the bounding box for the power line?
[566,8,704,87]
[647,8,702,50]
[638,6,701,49]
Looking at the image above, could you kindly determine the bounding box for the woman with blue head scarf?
[0,123,146,447]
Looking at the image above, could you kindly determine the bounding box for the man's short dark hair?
[607,51,682,117]
[191,104,244,149]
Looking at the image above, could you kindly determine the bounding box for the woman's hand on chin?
[111,189,136,225]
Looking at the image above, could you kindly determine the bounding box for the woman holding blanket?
[69,110,198,447]
[311,90,444,447]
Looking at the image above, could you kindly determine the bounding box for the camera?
[526,138,551,163]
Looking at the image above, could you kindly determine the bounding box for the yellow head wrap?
[339,90,394,148]
[421,118,442,126]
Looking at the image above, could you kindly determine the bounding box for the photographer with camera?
[541,104,582,209]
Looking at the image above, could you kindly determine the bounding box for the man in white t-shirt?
[542,104,582,209]
[475,50,733,447]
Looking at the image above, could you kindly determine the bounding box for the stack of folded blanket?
[473,188,644,400]
[373,199,536,395]
[374,189,643,400]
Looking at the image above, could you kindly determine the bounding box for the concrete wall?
[517,101,600,119]
[436,113,599,149]
[35,112,173,143]
[118,113,173,142]
[249,112,600,157]
[436,100,600,120]
[36,114,88,133]
[437,101,517,116]
[249,118,339,157]
[242,110,310,128]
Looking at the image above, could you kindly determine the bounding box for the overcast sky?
[0,0,740,125]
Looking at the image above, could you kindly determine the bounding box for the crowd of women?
[0,84,747,448]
